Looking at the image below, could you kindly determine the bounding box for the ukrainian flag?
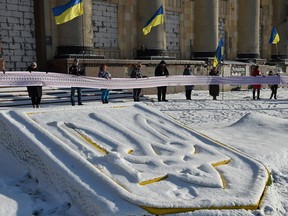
[213,39,224,67]
[142,5,164,35]
[269,27,280,44]
[52,0,83,25]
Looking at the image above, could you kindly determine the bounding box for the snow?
[0,87,288,216]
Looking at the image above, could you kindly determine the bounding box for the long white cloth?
[0,71,287,89]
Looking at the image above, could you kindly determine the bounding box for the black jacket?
[69,65,85,76]
[155,65,169,77]
[131,69,147,78]
[209,69,220,96]
[26,66,42,97]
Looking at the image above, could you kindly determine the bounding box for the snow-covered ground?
[0,87,288,216]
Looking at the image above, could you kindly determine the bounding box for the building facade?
[0,0,287,72]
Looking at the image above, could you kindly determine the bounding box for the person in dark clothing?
[183,64,194,100]
[130,62,147,102]
[27,62,42,108]
[268,70,278,100]
[209,67,220,100]
[2,59,5,73]
[155,60,169,102]
[69,58,85,106]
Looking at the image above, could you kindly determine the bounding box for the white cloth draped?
[0,71,287,89]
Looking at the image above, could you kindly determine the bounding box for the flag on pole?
[142,5,164,35]
[52,0,83,25]
[269,27,280,44]
[213,39,224,67]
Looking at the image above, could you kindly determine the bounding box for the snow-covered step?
[0,87,133,107]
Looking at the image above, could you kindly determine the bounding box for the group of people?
[69,59,112,105]
[208,64,279,101]
[251,65,278,100]
[25,60,279,108]
[26,59,113,108]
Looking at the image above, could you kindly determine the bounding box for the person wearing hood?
[155,60,169,102]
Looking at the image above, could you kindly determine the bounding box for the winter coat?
[183,68,194,91]
[98,70,111,79]
[26,66,42,98]
[268,73,278,90]
[209,69,219,97]
[155,65,169,77]
[69,65,85,76]
[252,68,261,90]
[130,69,147,78]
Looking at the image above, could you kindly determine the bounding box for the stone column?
[136,0,166,59]
[0,41,2,58]
[272,0,288,59]
[193,0,218,59]
[237,0,260,59]
[53,0,94,57]
[0,41,3,71]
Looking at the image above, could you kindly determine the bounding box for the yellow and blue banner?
[269,27,280,44]
[52,0,83,25]
[213,39,224,67]
[142,5,164,35]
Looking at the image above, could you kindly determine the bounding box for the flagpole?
[276,43,279,59]
[81,2,85,71]
[221,63,224,100]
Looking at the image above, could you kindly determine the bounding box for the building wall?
[165,11,180,51]
[0,0,282,71]
[92,1,118,49]
[0,0,36,71]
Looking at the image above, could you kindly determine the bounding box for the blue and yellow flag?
[142,5,164,35]
[213,39,224,67]
[52,0,83,25]
[269,27,280,44]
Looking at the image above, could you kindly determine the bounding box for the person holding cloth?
[98,64,112,104]
[183,64,194,100]
[27,62,42,108]
[155,60,169,102]
[268,70,278,100]
[252,65,262,100]
[209,66,220,100]
[130,62,147,102]
[69,58,85,106]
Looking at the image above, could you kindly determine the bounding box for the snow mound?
[229,112,288,132]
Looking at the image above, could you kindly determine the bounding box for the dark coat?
[155,65,169,77]
[209,69,220,97]
[27,66,42,98]
[130,69,146,78]
[69,65,85,76]
[183,68,194,91]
